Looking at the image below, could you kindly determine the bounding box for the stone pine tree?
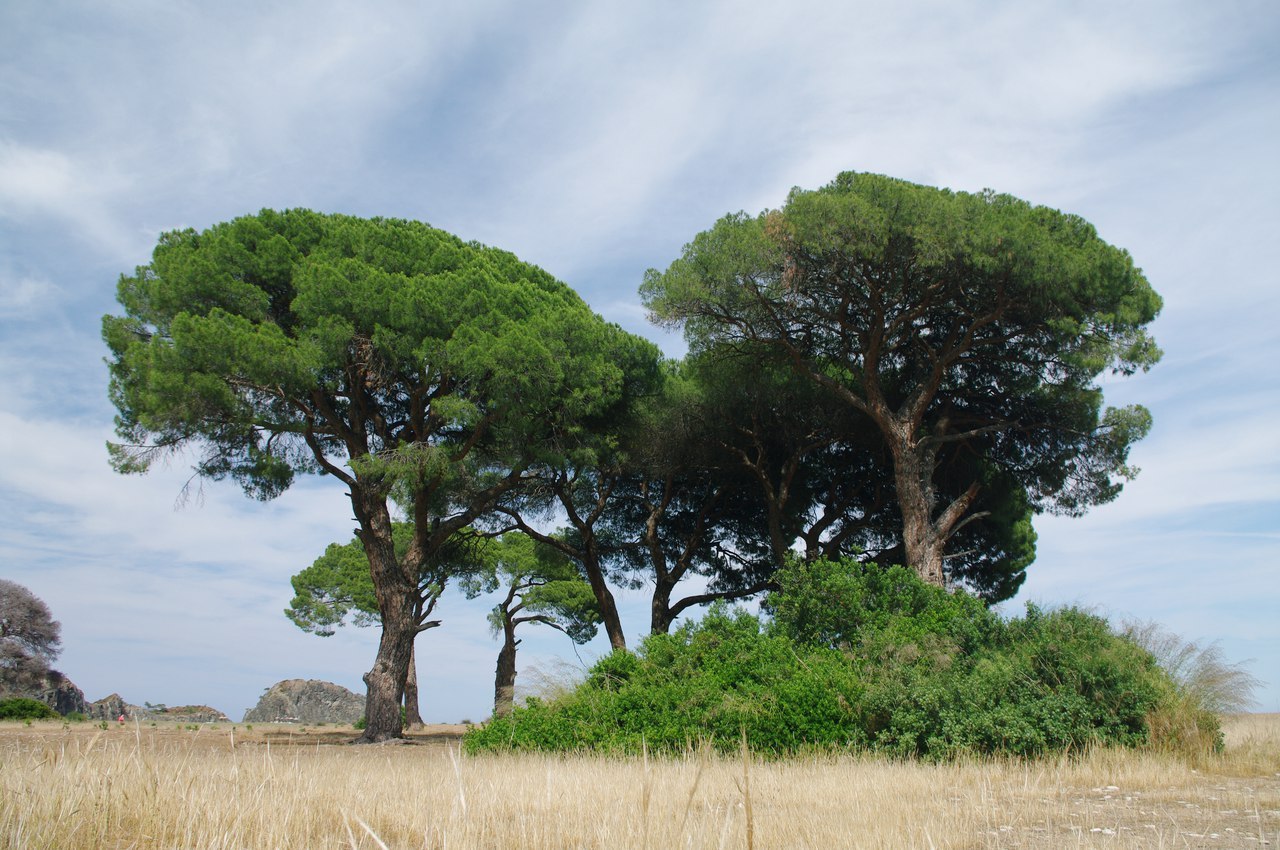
[495,467,634,651]
[606,364,781,633]
[104,209,658,742]
[643,172,1161,588]
[460,534,600,718]
[287,522,489,727]
[490,333,664,652]
[686,346,1037,602]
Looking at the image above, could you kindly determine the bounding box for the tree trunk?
[493,623,518,719]
[353,488,415,743]
[499,502,627,651]
[582,549,627,650]
[888,428,947,587]
[884,419,980,589]
[650,576,676,634]
[360,599,414,742]
[403,641,424,728]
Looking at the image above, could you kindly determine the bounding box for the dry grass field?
[1,714,1276,849]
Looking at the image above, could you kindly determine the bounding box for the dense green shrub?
[466,606,864,755]
[0,697,59,720]
[854,604,1166,758]
[466,558,1183,759]
[765,559,998,655]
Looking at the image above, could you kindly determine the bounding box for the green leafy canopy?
[104,209,658,502]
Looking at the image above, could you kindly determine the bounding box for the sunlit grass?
[1,717,1276,849]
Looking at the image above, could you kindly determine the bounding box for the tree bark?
[650,575,677,634]
[493,623,518,719]
[583,550,627,650]
[360,599,414,742]
[884,419,978,588]
[403,641,424,728]
[890,438,944,586]
[352,487,415,743]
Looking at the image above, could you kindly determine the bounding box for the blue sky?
[1,1,1276,722]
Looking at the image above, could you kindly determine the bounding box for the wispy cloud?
[0,269,61,320]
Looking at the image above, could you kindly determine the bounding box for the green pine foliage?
[465,558,1180,759]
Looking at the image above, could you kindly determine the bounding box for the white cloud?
[0,271,61,319]
[0,409,352,573]
[0,141,134,254]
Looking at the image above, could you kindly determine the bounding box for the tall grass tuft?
[1125,620,1260,755]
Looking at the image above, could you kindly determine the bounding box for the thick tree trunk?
[360,599,415,742]
[403,641,424,728]
[884,420,980,588]
[493,624,518,719]
[352,488,415,744]
[650,577,676,634]
[888,429,948,587]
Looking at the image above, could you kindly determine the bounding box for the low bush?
[467,557,1191,759]
[856,604,1166,758]
[0,697,59,720]
[466,606,863,755]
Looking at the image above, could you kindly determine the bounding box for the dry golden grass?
[2,715,1277,849]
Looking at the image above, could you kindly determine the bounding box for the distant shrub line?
[0,697,60,720]
[465,558,1216,759]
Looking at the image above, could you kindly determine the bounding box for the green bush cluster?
[468,607,863,755]
[465,558,1179,759]
[0,697,59,720]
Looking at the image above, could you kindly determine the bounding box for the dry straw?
[1,717,1276,849]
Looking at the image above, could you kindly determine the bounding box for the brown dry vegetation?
[1,715,1277,849]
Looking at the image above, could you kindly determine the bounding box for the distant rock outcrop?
[1,670,89,716]
[83,695,231,723]
[161,705,230,723]
[88,693,133,720]
[39,671,88,716]
[243,679,365,724]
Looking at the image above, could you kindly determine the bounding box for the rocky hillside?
[86,694,230,722]
[39,671,89,715]
[242,679,365,724]
[2,673,231,722]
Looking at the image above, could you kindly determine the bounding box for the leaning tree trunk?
[581,547,627,651]
[650,577,677,635]
[361,592,416,742]
[403,641,424,728]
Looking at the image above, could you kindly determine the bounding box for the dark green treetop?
[642,172,1161,587]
